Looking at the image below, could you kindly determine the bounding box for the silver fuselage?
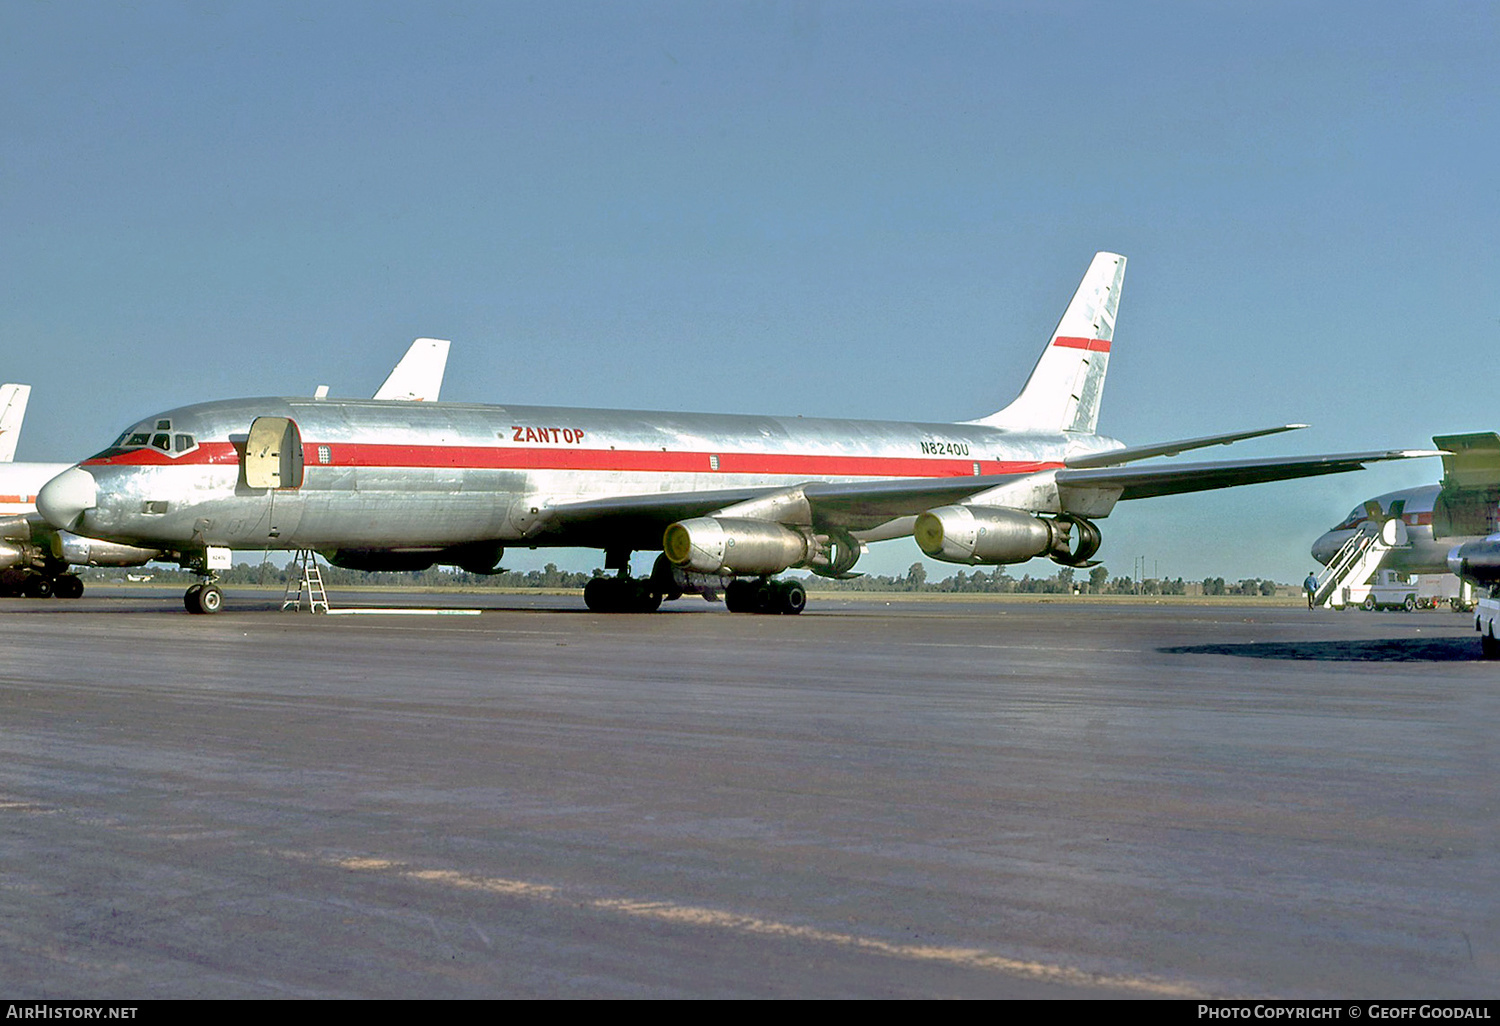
[67,397,1122,556]
[1310,485,1456,573]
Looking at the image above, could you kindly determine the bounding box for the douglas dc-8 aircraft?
[1,340,450,599]
[37,253,1438,614]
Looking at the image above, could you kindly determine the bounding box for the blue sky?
[3,1,1495,581]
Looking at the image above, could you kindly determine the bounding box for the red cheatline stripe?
[84,441,1061,480]
[1052,335,1111,352]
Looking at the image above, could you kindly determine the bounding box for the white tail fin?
[373,338,451,401]
[972,252,1125,434]
[0,383,31,462]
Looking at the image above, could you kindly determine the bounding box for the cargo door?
[245,417,305,490]
[242,416,305,544]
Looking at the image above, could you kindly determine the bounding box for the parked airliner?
[1311,433,1500,575]
[37,253,1438,613]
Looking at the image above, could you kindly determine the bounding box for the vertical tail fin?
[0,383,31,462]
[373,338,452,401]
[972,252,1125,434]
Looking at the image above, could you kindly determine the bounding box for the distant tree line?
[82,560,1289,595]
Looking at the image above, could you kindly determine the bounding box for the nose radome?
[37,467,97,531]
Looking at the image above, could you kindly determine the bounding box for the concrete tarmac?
[0,589,1495,998]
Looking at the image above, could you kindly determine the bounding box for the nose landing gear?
[185,580,224,614]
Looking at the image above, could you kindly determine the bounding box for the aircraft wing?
[1057,449,1444,502]
[541,449,1440,546]
[1063,424,1308,469]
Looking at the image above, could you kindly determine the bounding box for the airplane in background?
[36,252,1440,614]
[1309,433,1500,590]
[1,338,451,599]
[0,383,32,463]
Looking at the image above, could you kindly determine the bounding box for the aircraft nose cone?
[1309,531,1341,566]
[37,467,98,531]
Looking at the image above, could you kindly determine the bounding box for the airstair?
[282,550,330,613]
[1311,519,1406,609]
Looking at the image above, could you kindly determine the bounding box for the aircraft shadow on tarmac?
[1160,638,1480,662]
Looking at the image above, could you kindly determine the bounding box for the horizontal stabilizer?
[1064,424,1309,469]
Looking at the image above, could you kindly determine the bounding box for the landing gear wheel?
[52,575,84,599]
[23,576,53,599]
[185,583,223,614]
[724,579,754,613]
[775,580,806,615]
[583,577,614,612]
[584,576,661,613]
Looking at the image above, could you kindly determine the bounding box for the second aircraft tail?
[0,383,31,462]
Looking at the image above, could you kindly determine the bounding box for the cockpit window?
[89,419,197,460]
[1333,506,1370,530]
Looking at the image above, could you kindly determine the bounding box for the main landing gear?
[724,578,806,615]
[583,575,662,613]
[1,572,84,599]
[581,550,807,614]
[184,580,224,614]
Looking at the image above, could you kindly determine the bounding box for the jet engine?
[50,532,162,568]
[1448,539,1500,588]
[663,517,809,576]
[914,505,1101,567]
[0,540,25,570]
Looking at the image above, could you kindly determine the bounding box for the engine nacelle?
[914,505,1063,565]
[663,517,809,575]
[0,539,27,571]
[50,531,161,568]
[1448,539,1500,588]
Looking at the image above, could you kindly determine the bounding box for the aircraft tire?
[23,576,52,599]
[198,585,224,614]
[583,577,614,612]
[184,584,204,614]
[53,575,84,599]
[724,580,753,613]
[776,580,806,615]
